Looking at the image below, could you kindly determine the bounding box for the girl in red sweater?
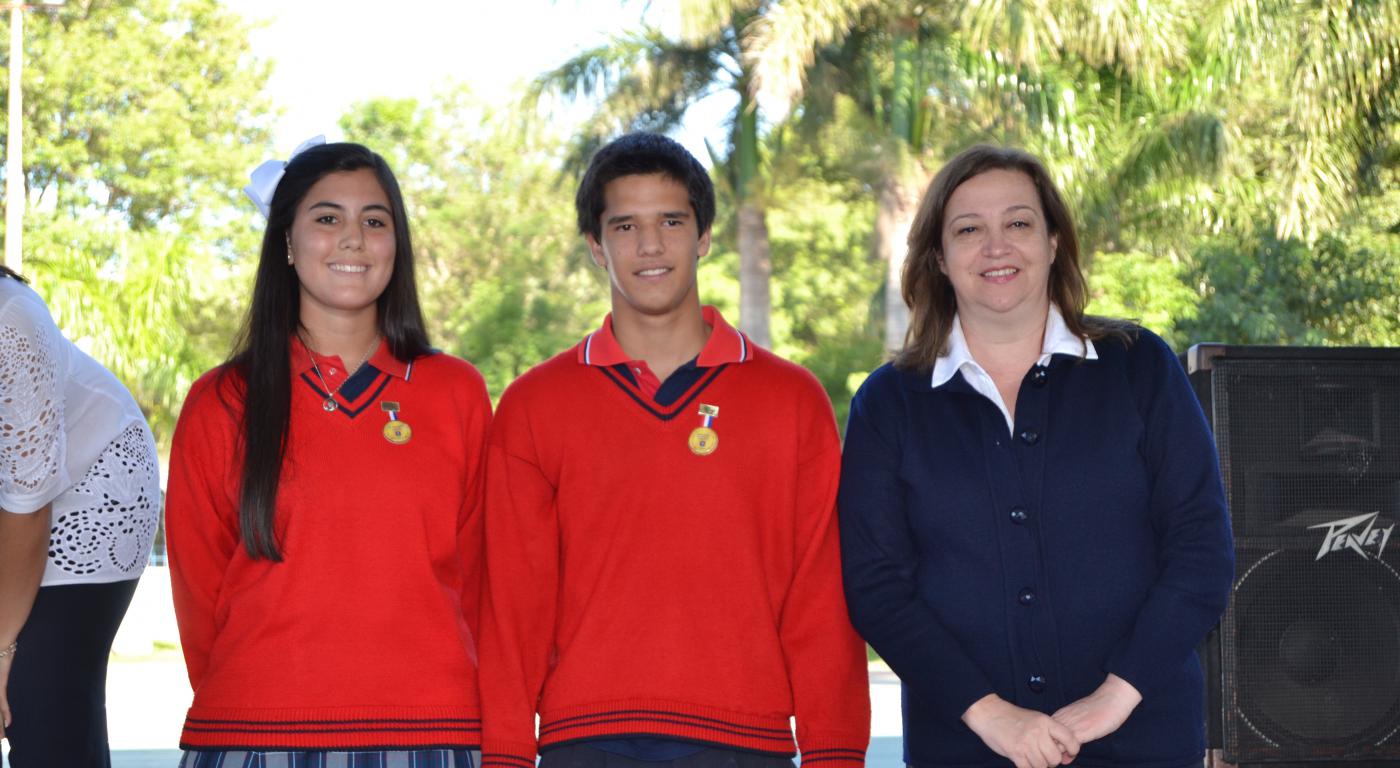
[167,140,490,767]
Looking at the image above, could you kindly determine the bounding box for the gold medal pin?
[380,401,412,445]
[688,403,719,456]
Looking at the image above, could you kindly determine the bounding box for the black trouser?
[3,577,140,768]
[541,743,797,768]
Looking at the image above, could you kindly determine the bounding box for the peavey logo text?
[1309,511,1395,562]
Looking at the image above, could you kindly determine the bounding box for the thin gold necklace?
[302,333,379,413]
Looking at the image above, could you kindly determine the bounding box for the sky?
[225,0,730,161]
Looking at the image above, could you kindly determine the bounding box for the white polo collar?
[931,305,1097,431]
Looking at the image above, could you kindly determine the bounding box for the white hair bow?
[242,135,327,218]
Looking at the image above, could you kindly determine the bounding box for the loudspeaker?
[1188,344,1400,766]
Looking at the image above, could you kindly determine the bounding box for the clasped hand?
[1050,674,1141,745]
[962,675,1141,767]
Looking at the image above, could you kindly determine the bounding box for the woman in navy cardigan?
[839,145,1234,768]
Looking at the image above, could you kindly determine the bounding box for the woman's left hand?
[1051,674,1142,743]
[0,647,13,736]
[0,504,53,741]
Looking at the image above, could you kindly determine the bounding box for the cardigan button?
[1009,507,1028,524]
[1028,674,1047,693]
[1017,588,1036,605]
[1019,429,1040,445]
[1029,367,1048,387]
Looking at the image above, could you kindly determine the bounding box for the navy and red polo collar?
[290,335,412,420]
[577,305,754,368]
[290,335,413,381]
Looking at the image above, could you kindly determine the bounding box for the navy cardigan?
[838,328,1234,768]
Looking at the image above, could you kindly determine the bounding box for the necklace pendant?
[322,398,338,412]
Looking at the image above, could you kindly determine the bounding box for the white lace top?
[0,278,159,586]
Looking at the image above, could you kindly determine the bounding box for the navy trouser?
[3,577,139,768]
[541,743,796,768]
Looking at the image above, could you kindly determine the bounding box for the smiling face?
[586,172,711,323]
[288,168,396,331]
[939,168,1058,327]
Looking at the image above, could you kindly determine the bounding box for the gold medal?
[380,402,410,445]
[688,426,718,456]
[383,419,412,445]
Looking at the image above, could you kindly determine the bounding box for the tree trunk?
[732,70,771,349]
[876,175,922,354]
[736,201,773,349]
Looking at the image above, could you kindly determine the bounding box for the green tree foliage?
[1086,250,1199,348]
[340,91,608,400]
[2,0,272,439]
[6,0,1395,446]
[1089,143,1400,350]
[765,169,882,429]
[1203,0,1400,241]
[1178,205,1400,347]
[746,0,1400,359]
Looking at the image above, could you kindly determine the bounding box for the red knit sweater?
[480,308,870,768]
[167,339,490,750]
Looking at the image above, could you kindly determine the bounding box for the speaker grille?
[1210,356,1400,763]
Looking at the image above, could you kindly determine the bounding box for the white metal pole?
[5,4,24,273]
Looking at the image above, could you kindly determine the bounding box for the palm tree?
[529,2,777,347]
[751,0,1239,351]
[1202,0,1400,241]
[751,1,933,351]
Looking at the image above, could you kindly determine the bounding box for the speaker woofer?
[1228,549,1400,755]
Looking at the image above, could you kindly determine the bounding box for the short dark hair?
[898,144,1130,371]
[226,142,431,560]
[575,132,715,241]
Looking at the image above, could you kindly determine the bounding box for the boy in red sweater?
[480,133,871,768]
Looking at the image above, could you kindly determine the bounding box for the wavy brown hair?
[895,144,1132,371]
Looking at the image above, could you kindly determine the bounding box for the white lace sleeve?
[0,294,69,513]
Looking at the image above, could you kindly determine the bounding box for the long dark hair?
[897,144,1131,371]
[0,265,27,282]
[224,142,431,560]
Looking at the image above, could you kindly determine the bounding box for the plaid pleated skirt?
[178,749,480,768]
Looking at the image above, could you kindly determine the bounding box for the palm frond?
[1063,0,1191,82]
[749,0,884,108]
[527,27,729,171]
[1111,111,1229,193]
[527,29,697,108]
[958,0,1063,71]
[681,0,759,43]
[1200,0,1400,240]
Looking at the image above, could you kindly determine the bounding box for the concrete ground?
[1,569,906,768]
